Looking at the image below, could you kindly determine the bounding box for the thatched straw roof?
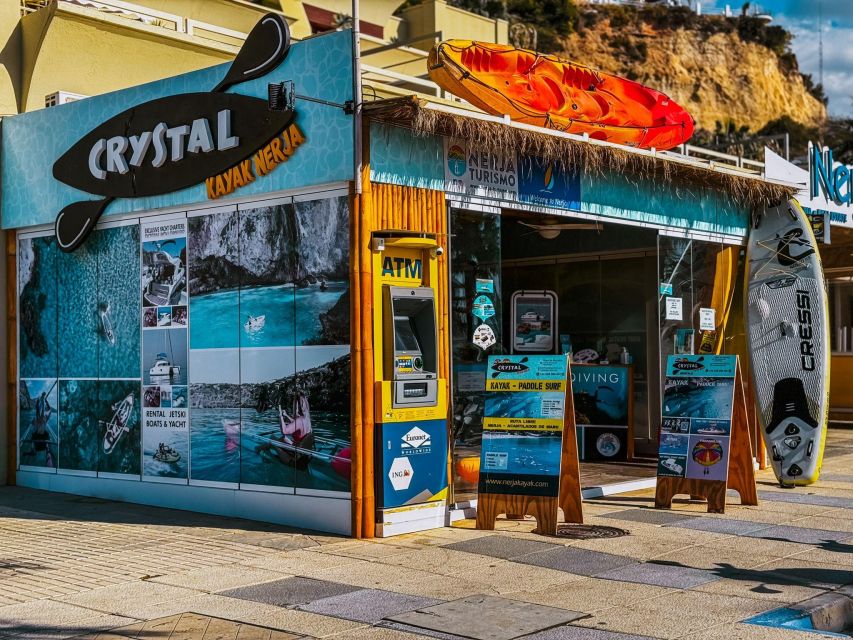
[364,96,796,211]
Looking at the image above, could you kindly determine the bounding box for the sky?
[702,0,853,117]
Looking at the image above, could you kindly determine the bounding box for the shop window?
[450,208,503,503]
[18,235,59,471]
[188,208,242,486]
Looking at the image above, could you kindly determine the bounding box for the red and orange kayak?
[428,41,694,150]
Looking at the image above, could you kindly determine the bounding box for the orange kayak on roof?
[428,40,694,150]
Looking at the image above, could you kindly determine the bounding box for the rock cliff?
[559,9,827,133]
[188,197,349,296]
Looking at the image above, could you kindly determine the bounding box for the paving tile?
[387,594,585,640]
[741,524,852,545]
[599,509,697,526]
[666,518,771,536]
[150,566,290,593]
[443,535,562,560]
[512,578,674,613]
[757,491,853,509]
[597,562,718,589]
[520,627,659,639]
[299,588,441,623]
[217,577,360,607]
[518,548,639,576]
[376,620,469,640]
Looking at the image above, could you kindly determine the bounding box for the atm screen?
[394,317,421,353]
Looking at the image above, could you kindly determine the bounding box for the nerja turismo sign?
[810,143,852,207]
[52,13,301,252]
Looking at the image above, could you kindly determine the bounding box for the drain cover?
[556,524,629,539]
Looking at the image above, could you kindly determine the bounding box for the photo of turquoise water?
[58,379,99,472]
[18,237,59,379]
[484,391,564,420]
[58,240,99,378]
[190,282,348,349]
[97,381,140,475]
[190,408,241,484]
[240,406,350,491]
[19,379,58,469]
[97,226,140,379]
[480,432,562,476]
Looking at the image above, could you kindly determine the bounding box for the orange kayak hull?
[428,41,694,150]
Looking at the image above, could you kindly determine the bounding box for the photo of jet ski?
[153,443,181,463]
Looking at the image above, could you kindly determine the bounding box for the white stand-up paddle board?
[746,198,829,486]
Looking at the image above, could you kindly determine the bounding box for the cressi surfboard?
[428,40,694,150]
[746,198,829,486]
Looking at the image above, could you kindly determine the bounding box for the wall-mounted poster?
[19,378,58,470]
[97,380,141,476]
[479,355,568,497]
[659,355,736,482]
[511,290,557,353]
[141,219,189,482]
[58,379,99,474]
[18,236,59,381]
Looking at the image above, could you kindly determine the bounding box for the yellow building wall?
[397,0,508,48]
[830,355,853,414]
[0,0,20,116]
[20,5,234,112]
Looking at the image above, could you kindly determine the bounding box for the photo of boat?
[142,238,186,307]
[99,302,116,345]
[244,314,266,333]
[143,328,187,386]
[149,352,180,378]
[102,393,134,454]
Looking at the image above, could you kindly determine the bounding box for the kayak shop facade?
[358,97,795,528]
[2,21,795,537]
[3,25,359,535]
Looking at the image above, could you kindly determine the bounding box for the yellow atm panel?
[371,231,449,536]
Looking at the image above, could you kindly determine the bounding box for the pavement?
[0,429,851,640]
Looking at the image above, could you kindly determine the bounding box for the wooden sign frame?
[655,361,758,513]
[477,360,583,534]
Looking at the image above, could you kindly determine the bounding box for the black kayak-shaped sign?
[53,94,294,198]
[53,13,293,252]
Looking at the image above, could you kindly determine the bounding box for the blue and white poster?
[659,355,736,482]
[518,156,581,211]
[380,419,448,509]
[479,355,568,497]
[141,218,189,482]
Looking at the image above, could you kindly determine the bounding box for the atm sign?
[382,257,422,280]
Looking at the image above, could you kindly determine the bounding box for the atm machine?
[372,231,449,537]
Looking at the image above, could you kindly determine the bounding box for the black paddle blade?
[213,13,291,93]
[54,198,113,253]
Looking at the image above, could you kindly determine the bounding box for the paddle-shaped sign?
[53,13,293,252]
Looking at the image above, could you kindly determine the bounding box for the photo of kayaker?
[255,392,315,468]
[19,379,59,469]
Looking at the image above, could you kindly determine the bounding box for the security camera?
[432,246,445,257]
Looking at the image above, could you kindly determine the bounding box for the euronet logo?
[401,426,431,452]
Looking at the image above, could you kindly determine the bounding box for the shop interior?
[449,207,666,504]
